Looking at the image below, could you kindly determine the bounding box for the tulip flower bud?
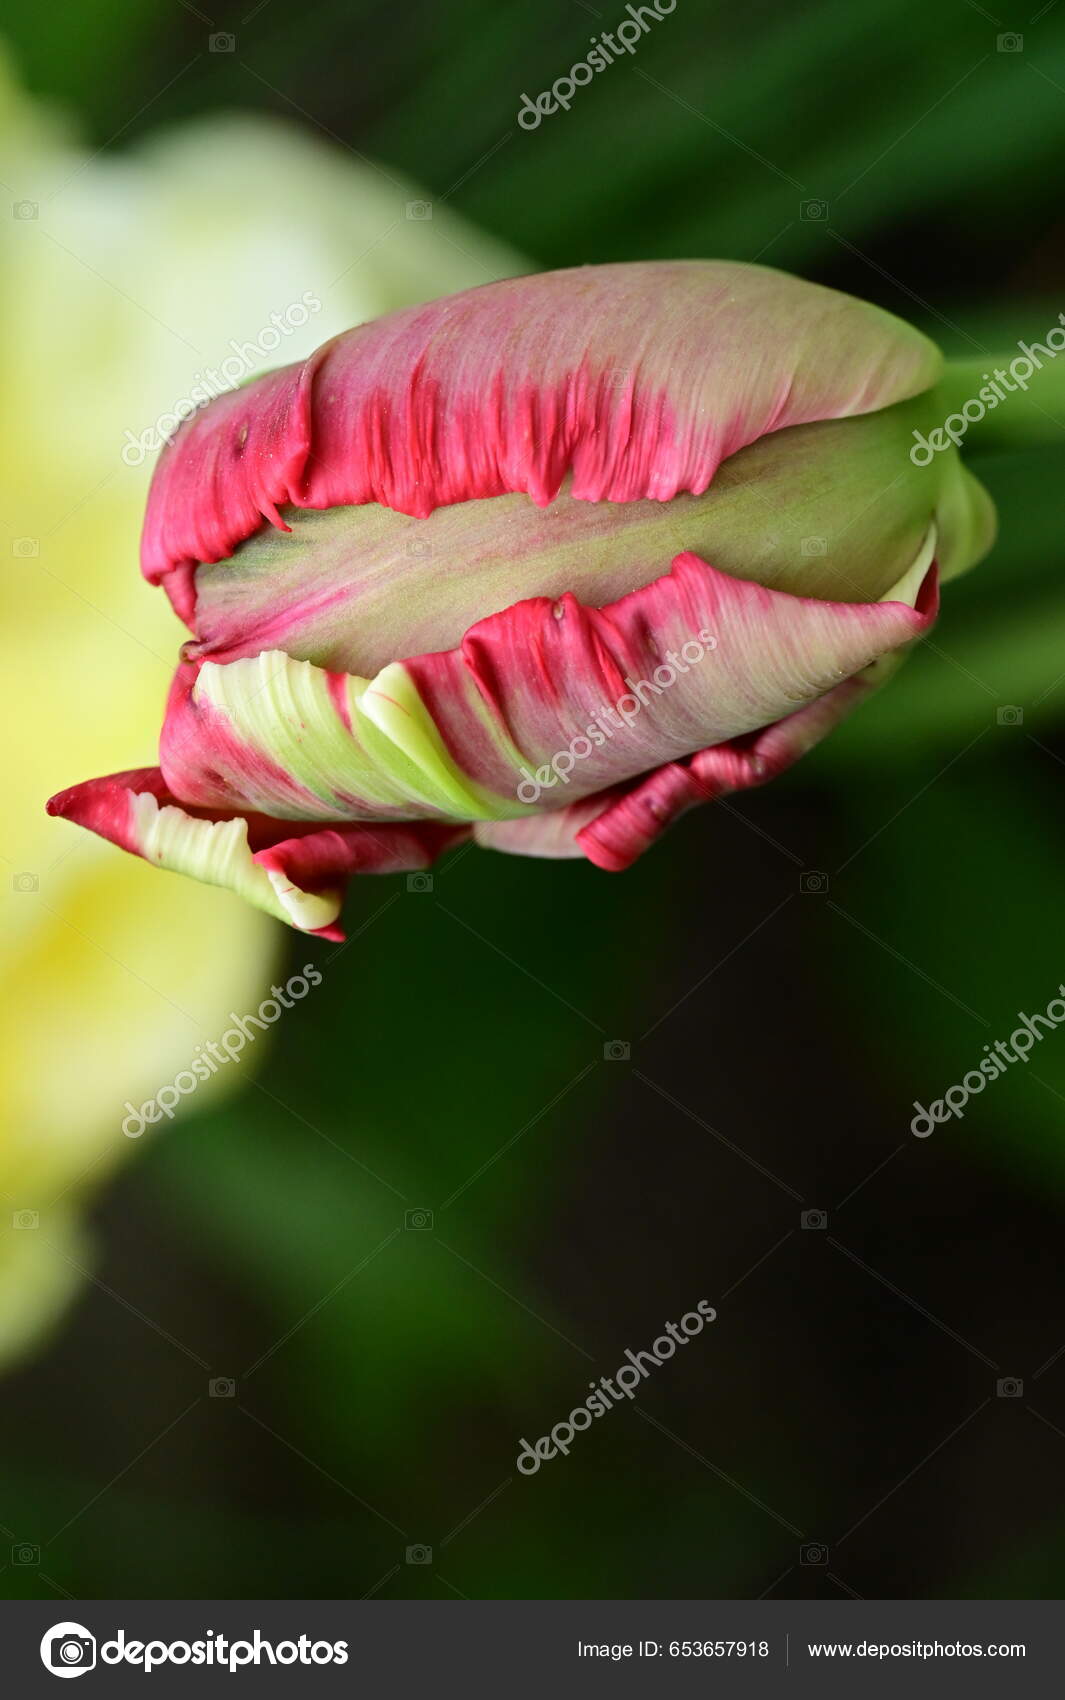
[49,261,995,939]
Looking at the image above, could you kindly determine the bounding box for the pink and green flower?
[49,261,995,939]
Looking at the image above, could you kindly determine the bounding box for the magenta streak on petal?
[46,766,337,854]
[403,555,939,810]
[185,579,356,668]
[159,655,462,824]
[251,820,469,942]
[326,670,353,733]
[140,262,942,624]
[165,560,199,627]
[160,551,937,827]
[45,768,466,941]
[255,820,467,889]
[474,664,895,871]
[46,766,155,852]
[576,684,874,871]
[159,658,329,818]
[572,573,939,870]
[143,346,322,621]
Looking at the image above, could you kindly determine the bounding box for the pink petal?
[46,768,465,939]
[408,551,938,810]
[141,261,941,617]
[156,543,936,831]
[473,795,622,860]
[473,662,897,870]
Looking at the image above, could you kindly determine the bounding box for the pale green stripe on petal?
[193,651,529,823]
[130,790,341,933]
[879,522,936,608]
[349,662,507,819]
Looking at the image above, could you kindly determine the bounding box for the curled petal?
[584,662,903,870]
[159,653,520,822]
[473,653,907,870]
[406,538,937,812]
[142,260,942,616]
[51,541,937,933]
[46,768,465,940]
[184,400,962,682]
[160,534,937,828]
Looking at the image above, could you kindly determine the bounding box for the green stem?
[931,353,1065,454]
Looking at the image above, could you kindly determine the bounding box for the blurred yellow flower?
[0,46,523,1364]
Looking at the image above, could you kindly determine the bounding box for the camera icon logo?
[406,200,433,220]
[800,536,828,557]
[13,1209,39,1230]
[40,1622,96,1678]
[996,1376,1023,1398]
[404,1207,433,1231]
[799,871,828,895]
[13,872,39,893]
[12,1542,40,1565]
[209,1376,236,1398]
[996,705,1023,726]
[801,1209,827,1230]
[13,200,38,220]
[603,1040,630,1061]
[406,1543,432,1564]
[800,1542,829,1566]
[997,32,1023,52]
[407,539,433,557]
[13,537,39,557]
[800,199,829,221]
[209,31,236,51]
[406,872,433,893]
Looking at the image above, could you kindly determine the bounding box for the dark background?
[5,0,1065,1600]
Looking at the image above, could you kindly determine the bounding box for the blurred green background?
[5,0,1065,1601]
